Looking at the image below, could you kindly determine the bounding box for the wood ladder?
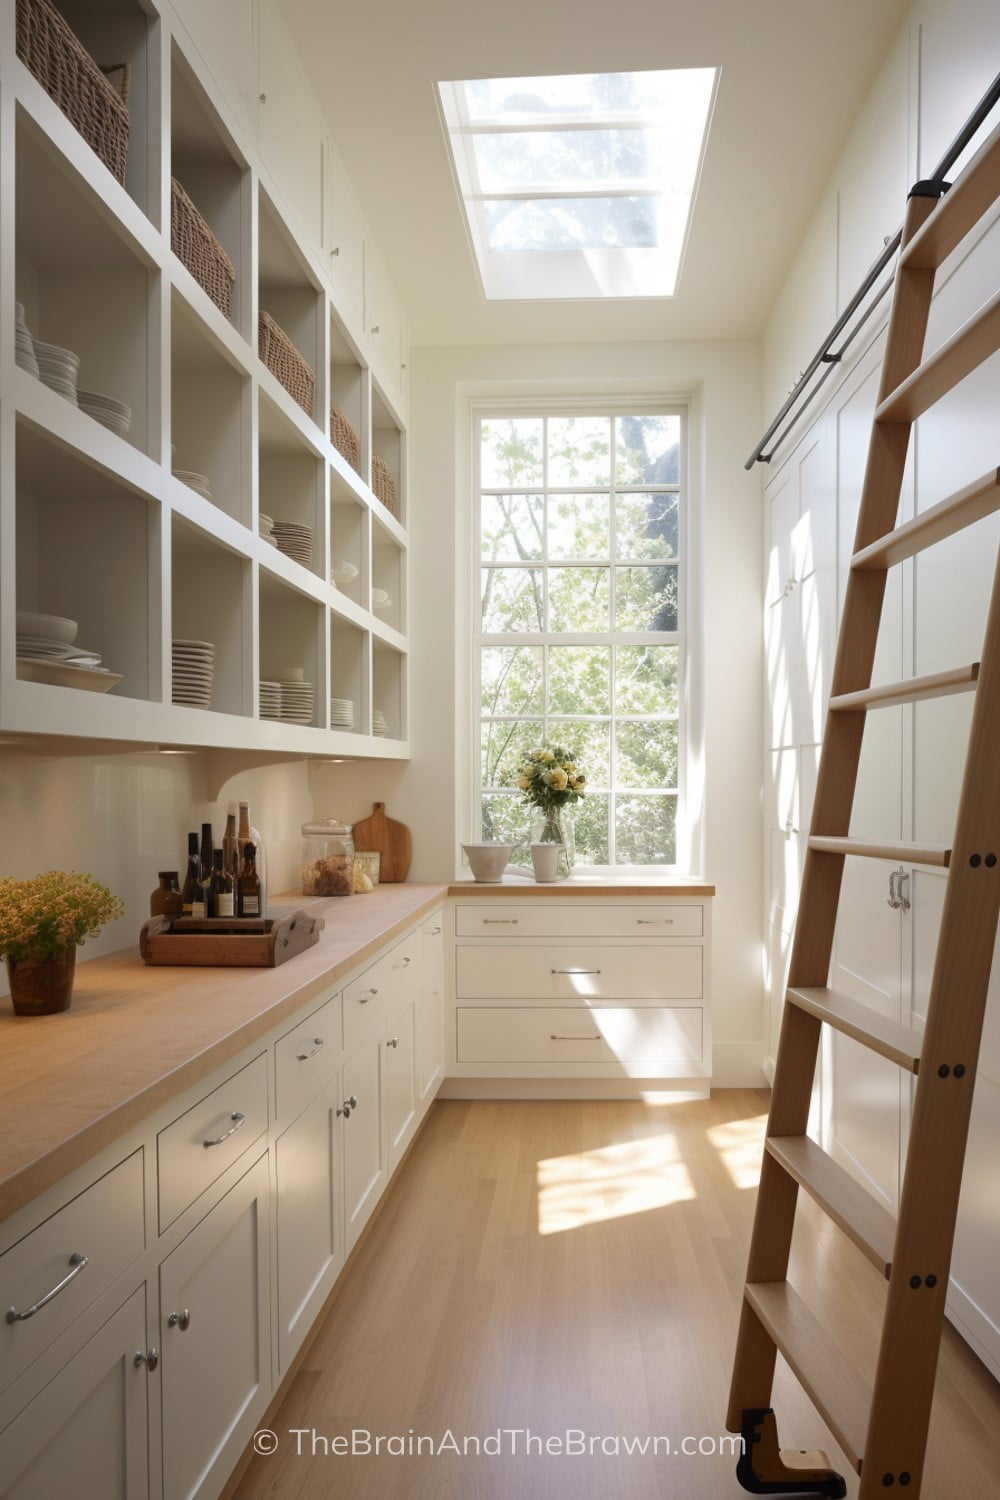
[728,117,1000,1499]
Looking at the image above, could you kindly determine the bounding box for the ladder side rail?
[858,542,1000,1496]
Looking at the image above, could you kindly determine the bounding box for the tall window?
[476,408,684,866]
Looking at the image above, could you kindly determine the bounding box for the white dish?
[16,611,78,643]
[17,658,120,693]
[330,560,359,585]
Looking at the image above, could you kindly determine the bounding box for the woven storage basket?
[330,402,360,470]
[171,178,236,319]
[372,455,399,519]
[16,0,130,185]
[258,311,314,419]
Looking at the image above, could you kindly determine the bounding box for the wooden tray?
[139,910,322,967]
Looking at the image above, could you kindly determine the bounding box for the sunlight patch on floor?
[706,1115,768,1191]
[536,1133,695,1235]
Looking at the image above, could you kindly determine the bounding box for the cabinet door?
[274,1087,344,1375]
[0,1287,148,1500]
[382,998,416,1172]
[341,1040,384,1253]
[257,0,324,250]
[416,913,444,1105]
[159,1155,271,1500]
[324,142,365,329]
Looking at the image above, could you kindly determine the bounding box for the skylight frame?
[437,68,718,302]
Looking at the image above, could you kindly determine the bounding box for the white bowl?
[330,560,359,585]
[462,842,515,882]
[16,611,78,644]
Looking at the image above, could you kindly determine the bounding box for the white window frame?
[471,398,689,871]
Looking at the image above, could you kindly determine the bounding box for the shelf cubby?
[258,570,324,726]
[29,0,154,219]
[372,639,406,742]
[258,188,322,428]
[170,44,249,338]
[14,418,158,701]
[170,292,251,524]
[371,513,403,634]
[371,378,404,524]
[329,617,368,735]
[169,515,248,717]
[329,309,366,480]
[329,475,367,604]
[258,390,324,576]
[15,110,155,458]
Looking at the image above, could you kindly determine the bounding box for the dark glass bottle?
[223,807,239,886]
[150,872,182,918]
[180,832,200,916]
[238,843,261,918]
[210,848,235,919]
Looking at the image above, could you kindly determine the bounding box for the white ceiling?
[279,0,911,348]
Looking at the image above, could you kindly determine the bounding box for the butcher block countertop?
[0,876,714,1223]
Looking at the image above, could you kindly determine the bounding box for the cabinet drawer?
[457,1006,703,1068]
[342,938,418,1051]
[455,903,703,938]
[0,1151,144,1394]
[157,1054,268,1232]
[455,944,703,1000]
[275,990,342,1124]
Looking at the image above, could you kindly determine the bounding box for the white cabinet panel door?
[274,1090,344,1375]
[342,1040,384,1252]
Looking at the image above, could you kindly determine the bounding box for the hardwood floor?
[230,1094,1000,1499]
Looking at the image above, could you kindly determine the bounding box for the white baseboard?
[712,1042,768,1088]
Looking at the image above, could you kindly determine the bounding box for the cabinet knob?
[168,1309,191,1332]
[360,987,379,1003]
[330,246,340,256]
[337,1094,358,1118]
[370,324,380,335]
[296,1038,325,1060]
[134,1348,159,1370]
[387,1035,399,1049]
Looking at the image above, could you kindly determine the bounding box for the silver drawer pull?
[203,1111,246,1148]
[483,918,518,925]
[360,987,379,1003]
[428,925,442,935]
[296,1037,325,1060]
[551,968,601,975]
[550,1033,602,1041]
[636,918,674,925]
[6,1252,88,1323]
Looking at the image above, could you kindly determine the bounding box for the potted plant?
[513,745,586,868]
[0,871,125,1015]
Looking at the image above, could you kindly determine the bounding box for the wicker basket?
[372,455,399,520]
[258,311,314,419]
[330,402,360,470]
[171,178,236,319]
[16,0,131,185]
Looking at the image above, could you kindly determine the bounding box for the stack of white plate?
[78,390,131,436]
[14,611,119,689]
[173,470,213,501]
[373,710,388,737]
[277,676,314,725]
[34,340,79,405]
[330,559,359,589]
[259,513,278,547]
[14,303,39,378]
[260,680,281,719]
[172,639,214,708]
[330,696,354,729]
[271,521,313,567]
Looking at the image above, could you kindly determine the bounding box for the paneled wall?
[760,0,1000,1376]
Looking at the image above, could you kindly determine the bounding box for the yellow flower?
[540,750,555,762]
[547,767,569,791]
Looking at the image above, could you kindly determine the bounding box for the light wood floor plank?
[228,1095,1000,1499]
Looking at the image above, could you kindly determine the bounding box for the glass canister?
[301,819,355,896]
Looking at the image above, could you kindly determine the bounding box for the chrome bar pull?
[6,1252,88,1323]
[551,968,601,975]
[550,1033,602,1041]
[203,1111,246,1148]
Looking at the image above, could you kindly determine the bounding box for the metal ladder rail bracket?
[728,136,1000,1499]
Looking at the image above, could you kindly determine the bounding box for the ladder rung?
[900,120,1000,271]
[766,1135,896,1277]
[853,467,1000,570]
[788,986,922,1072]
[875,288,1000,423]
[744,1282,869,1472]
[829,662,979,711]
[808,836,951,867]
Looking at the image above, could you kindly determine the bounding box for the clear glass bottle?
[301,819,355,896]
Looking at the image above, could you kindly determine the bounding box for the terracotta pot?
[6,946,77,1015]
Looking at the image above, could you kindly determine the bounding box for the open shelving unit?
[0,0,410,759]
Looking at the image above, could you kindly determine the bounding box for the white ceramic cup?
[462,842,514,882]
[531,842,564,882]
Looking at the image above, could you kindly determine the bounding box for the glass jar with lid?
[301,819,355,896]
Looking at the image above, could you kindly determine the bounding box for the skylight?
[437,68,717,301]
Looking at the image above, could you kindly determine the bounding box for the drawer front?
[457,1006,703,1068]
[455,903,703,938]
[455,944,703,1000]
[157,1054,268,1231]
[0,1151,144,1394]
[275,990,343,1125]
[342,937,419,1051]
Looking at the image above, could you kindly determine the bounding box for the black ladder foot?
[736,1409,847,1497]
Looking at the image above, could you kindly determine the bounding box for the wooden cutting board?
[352,802,412,882]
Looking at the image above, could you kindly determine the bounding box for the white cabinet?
[341,1035,384,1252]
[447,894,713,1093]
[159,1153,271,1500]
[0,1286,149,1500]
[382,992,417,1172]
[416,909,445,1105]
